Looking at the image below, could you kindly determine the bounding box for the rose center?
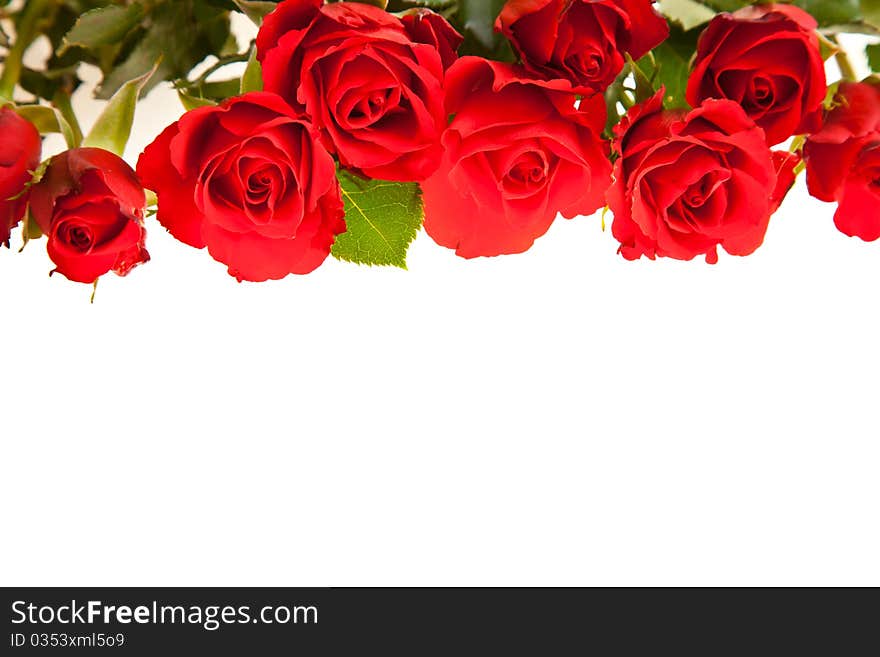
[61,223,94,253]
[748,76,775,108]
[349,87,398,125]
[567,48,604,79]
[508,152,548,187]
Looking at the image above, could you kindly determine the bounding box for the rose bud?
[805,81,880,242]
[687,3,827,146]
[401,8,463,70]
[256,0,447,182]
[29,148,148,284]
[137,92,345,282]
[421,57,612,258]
[496,0,669,95]
[1,107,42,248]
[608,91,800,264]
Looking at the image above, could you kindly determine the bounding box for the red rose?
[609,91,799,264]
[1,108,41,248]
[401,8,463,71]
[137,92,345,282]
[256,0,447,182]
[686,3,826,146]
[496,0,669,95]
[805,81,880,242]
[421,57,612,258]
[29,148,148,284]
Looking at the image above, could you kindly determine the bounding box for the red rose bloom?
[686,3,826,146]
[421,57,612,258]
[609,91,799,264]
[805,81,880,242]
[29,148,148,283]
[137,92,345,282]
[1,108,41,248]
[401,8,463,71]
[496,0,669,95]
[256,0,447,182]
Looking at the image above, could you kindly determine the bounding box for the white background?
[1,16,878,586]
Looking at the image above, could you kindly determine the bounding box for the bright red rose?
[609,91,799,264]
[401,8,463,71]
[137,92,345,282]
[29,148,148,284]
[421,57,612,258]
[496,0,669,95]
[686,3,826,146]
[256,0,447,182]
[805,81,880,242]
[1,108,41,248]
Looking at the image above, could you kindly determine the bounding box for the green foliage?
[868,43,880,73]
[332,171,424,269]
[82,64,158,155]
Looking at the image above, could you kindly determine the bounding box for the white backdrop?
[1,17,877,586]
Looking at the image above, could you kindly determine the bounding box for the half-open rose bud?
[29,148,148,284]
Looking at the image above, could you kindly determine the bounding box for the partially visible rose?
[496,0,669,95]
[29,148,148,283]
[421,57,612,258]
[805,81,880,242]
[256,0,447,182]
[686,3,826,146]
[137,92,345,282]
[401,8,463,70]
[609,91,799,264]
[1,108,41,247]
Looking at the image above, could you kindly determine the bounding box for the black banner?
[1,588,874,654]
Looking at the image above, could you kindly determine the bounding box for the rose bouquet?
[1,0,879,290]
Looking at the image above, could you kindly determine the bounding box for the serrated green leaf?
[332,171,423,269]
[59,3,144,55]
[240,47,263,94]
[459,0,508,54]
[793,0,861,27]
[83,62,158,155]
[659,0,716,31]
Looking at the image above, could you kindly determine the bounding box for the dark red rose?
[496,0,669,95]
[421,57,612,258]
[609,91,799,264]
[1,108,41,248]
[687,3,826,146]
[805,81,880,242]
[401,8,463,71]
[29,148,148,283]
[256,0,447,182]
[137,92,344,282]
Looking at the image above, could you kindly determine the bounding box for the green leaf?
[862,0,880,27]
[240,47,263,95]
[233,0,279,25]
[659,0,716,31]
[59,3,144,55]
[793,0,861,27]
[97,0,231,100]
[331,171,423,269]
[14,104,78,148]
[178,89,217,111]
[83,62,158,155]
[637,25,698,109]
[458,0,508,53]
[868,43,880,72]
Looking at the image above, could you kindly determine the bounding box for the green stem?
[0,0,52,100]
[52,90,83,147]
[831,36,859,82]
